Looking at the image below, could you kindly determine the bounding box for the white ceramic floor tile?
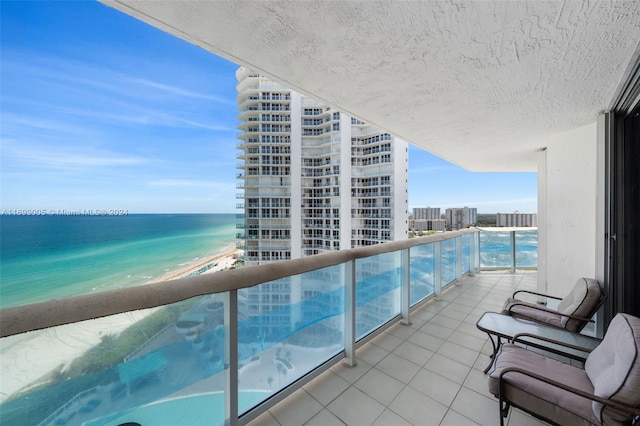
[463,367,494,399]
[450,387,499,426]
[419,322,455,340]
[387,322,416,340]
[392,341,434,366]
[424,353,472,384]
[371,409,412,426]
[370,332,403,352]
[439,308,469,322]
[407,316,427,330]
[408,368,461,407]
[407,330,445,352]
[375,352,421,384]
[456,321,488,339]
[429,315,463,330]
[327,387,385,426]
[354,368,405,406]
[448,296,480,309]
[446,330,487,352]
[331,359,372,384]
[473,352,493,372]
[246,410,280,426]
[388,386,448,426]
[269,388,323,426]
[440,409,481,426]
[356,342,389,366]
[303,369,351,406]
[445,302,476,315]
[437,341,480,367]
[507,408,548,426]
[304,409,347,426]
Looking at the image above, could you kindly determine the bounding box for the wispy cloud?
[3,50,234,106]
[3,105,233,132]
[3,51,235,131]
[1,113,91,136]
[124,77,235,105]
[2,141,150,172]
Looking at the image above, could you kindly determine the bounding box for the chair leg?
[484,334,500,373]
[501,401,511,419]
[499,380,510,426]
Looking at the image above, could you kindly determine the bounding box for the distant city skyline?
[0,2,537,215]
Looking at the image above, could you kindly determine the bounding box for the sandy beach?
[150,245,242,282]
[0,246,243,402]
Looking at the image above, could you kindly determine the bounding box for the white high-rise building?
[413,207,440,220]
[445,207,478,230]
[496,212,538,227]
[236,68,408,266]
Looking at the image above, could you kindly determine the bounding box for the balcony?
[0,229,549,426]
[247,270,540,426]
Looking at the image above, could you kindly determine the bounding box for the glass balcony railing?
[479,227,538,271]
[0,228,538,426]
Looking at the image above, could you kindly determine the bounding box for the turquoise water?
[0,214,237,309]
[479,229,538,268]
[96,391,269,426]
[0,216,536,310]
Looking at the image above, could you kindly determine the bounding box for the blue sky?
[1,1,537,214]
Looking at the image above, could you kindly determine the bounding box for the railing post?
[475,231,481,274]
[455,236,462,285]
[510,230,516,273]
[401,248,411,325]
[224,290,239,426]
[434,242,442,300]
[468,233,476,276]
[343,260,357,367]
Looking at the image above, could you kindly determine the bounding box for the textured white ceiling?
[103,0,640,171]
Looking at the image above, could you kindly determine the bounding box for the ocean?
[0,215,537,309]
[479,229,538,269]
[0,214,237,309]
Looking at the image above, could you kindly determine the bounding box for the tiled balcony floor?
[248,271,548,426]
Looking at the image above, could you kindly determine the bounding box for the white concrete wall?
[538,122,600,297]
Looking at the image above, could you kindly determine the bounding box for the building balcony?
[0,228,550,426]
[248,270,540,426]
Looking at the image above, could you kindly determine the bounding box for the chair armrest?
[499,367,640,418]
[506,302,594,323]
[511,332,596,354]
[512,289,562,301]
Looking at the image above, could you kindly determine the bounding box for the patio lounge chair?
[502,278,605,333]
[487,313,640,426]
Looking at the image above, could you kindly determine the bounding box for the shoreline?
[0,246,244,403]
[148,245,242,283]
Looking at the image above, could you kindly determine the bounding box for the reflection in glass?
[237,264,345,414]
[355,252,401,340]
[409,244,434,306]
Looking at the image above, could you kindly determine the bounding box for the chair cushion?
[488,343,599,425]
[502,298,564,328]
[557,278,602,331]
[585,313,640,424]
